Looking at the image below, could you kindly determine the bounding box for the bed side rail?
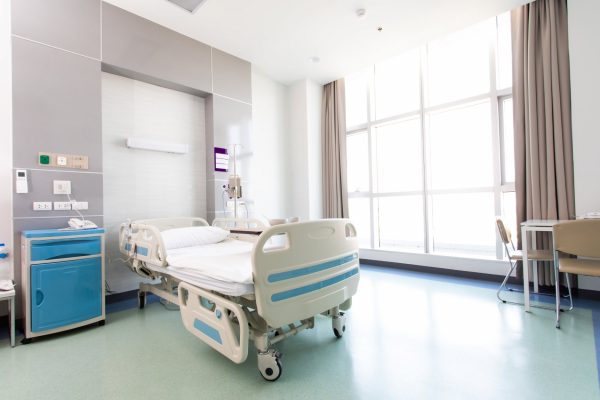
[252,219,360,328]
[178,282,249,364]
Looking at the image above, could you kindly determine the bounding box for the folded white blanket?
[166,239,254,285]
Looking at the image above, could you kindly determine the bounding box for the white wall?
[249,68,292,220]
[102,72,206,293]
[306,80,323,220]
[0,0,13,281]
[287,79,323,221]
[568,0,600,291]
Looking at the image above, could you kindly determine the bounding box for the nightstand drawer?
[30,237,101,261]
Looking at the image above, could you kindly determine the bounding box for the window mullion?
[419,45,431,254]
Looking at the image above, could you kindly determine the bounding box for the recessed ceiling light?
[166,0,209,13]
[356,8,367,20]
[308,56,321,63]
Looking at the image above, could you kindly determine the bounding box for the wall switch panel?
[53,180,71,195]
[53,202,71,211]
[38,152,89,170]
[71,201,88,211]
[33,202,52,211]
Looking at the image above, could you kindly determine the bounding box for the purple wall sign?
[214,147,229,172]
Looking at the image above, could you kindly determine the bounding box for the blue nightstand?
[21,228,105,342]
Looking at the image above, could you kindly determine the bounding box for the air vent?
[166,0,209,13]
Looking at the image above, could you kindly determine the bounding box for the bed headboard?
[133,217,209,232]
[119,217,209,267]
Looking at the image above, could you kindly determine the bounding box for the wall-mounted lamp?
[126,137,189,154]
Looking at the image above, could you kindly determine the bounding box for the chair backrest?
[553,219,600,258]
[496,217,513,245]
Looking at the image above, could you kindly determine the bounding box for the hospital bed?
[119,217,359,381]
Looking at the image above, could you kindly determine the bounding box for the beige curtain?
[322,79,349,218]
[512,0,575,285]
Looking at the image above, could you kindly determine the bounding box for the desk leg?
[522,226,530,312]
[10,296,15,348]
[532,233,539,293]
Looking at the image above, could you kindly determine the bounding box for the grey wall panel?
[13,170,103,218]
[102,3,212,93]
[12,0,101,59]
[12,37,102,172]
[212,49,252,104]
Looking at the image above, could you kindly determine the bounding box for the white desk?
[521,219,567,312]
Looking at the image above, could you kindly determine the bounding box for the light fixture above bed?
[126,137,189,154]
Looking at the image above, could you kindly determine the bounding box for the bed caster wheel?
[21,338,33,345]
[332,312,346,338]
[98,320,105,326]
[258,349,282,382]
[138,291,146,309]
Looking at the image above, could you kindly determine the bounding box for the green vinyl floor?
[0,265,598,400]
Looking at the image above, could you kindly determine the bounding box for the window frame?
[345,15,514,261]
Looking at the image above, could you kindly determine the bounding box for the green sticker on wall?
[40,154,50,165]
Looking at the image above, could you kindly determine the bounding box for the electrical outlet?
[56,155,68,166]
[71,201,88,211]
[53,201,71,211]
[53,180,71,195]
[33,202,52,211]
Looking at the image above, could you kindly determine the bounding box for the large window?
[345,13,514,260]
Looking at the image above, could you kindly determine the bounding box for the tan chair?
[553,219,600,328]
[496,217,568,308]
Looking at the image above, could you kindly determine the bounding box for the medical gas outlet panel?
[21,228,106,343]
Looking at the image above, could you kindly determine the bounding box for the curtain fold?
[321,79,349,218]
[511,0,575,285]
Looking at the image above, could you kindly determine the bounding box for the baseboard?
[361,258,522,285]
[106,289,139,304]
[361,258,600,300]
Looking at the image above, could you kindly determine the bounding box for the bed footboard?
[252,219,359,328]
[178,282,249,364]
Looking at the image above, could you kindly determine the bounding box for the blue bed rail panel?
[30,257,102,332]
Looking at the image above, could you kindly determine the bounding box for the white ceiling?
[104,0,530,85]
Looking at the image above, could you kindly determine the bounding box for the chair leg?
[565,273,573,311]
[555,265,561,329]
[497,261,517,303]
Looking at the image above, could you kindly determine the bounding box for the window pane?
[345,71,369,128]
[426,19,494,106]
[501,97,515,183]
[428,101,493,190]
[374,117,422,193]
[431,192,496,257]
[349,197,371,248]
[496,12,512,90]
[501,191,517,246]
[347,132,370,192]
[376,196,424,252]
[374,49,421,120]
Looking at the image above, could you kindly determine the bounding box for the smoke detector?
[166,0,209,13]
[356,8,367,20]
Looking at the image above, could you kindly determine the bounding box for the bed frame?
[119,217,359,381]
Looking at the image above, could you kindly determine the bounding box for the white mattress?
[146,239,255,296]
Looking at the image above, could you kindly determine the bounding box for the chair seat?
[508,249,554,261]
[558,257,600,276]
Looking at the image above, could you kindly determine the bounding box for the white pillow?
[161,226,229,250]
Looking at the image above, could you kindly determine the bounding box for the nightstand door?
[31,257,102,332]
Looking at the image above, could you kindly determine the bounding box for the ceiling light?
[166,0,209,13]
[308,56,321,63]
[356,8,367,20]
